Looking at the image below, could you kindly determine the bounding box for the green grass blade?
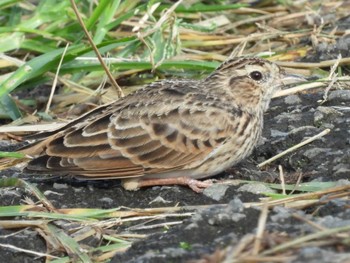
[93,0,121,44]
[0,151,26,158]
[267,181,338,192]
[0,178,55,209]
[0,94,22,120]
[61,59,219,73]
[0,44,85,97]
[105,3,147,31]
[0,209,97,222]
[49,240,131,263]
[0,0,21,9]
[159,3,248,13]
[47,223,93,263]
[0,32,23,52]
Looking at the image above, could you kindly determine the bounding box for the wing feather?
[24,81,239,179]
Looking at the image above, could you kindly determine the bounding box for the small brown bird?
[10,57,303,192]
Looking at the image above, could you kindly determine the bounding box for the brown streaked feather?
[23,100,232,177]
[82,115,110,135]
[23,104,113,141]
[11,57,300,185]
[73,156,138,170]
[105,107,232,170]
[46,136,110,158]
[64,129,108,146]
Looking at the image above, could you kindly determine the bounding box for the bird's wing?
[25,100,236,179]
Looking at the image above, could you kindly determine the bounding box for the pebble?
[335,179,350,186]
[284,94,301,105]
[270,129,288,138]
[237,183,276,194]
[303,147,331,159]
[295,247,350,263]
[333,163,350,175]
[328,90,350,102]
[317,216,350,229]
[99,197,114,205]
[288,126,319,136]
[203,184,229,201]
[228,198,245,213]
[314,106,343,127]
[53,183,69,189]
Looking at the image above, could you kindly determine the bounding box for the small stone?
[53,183,69,189]
[271,206,293,222]
[314,106,342,127]
[333,164,350,175]
[303,148,331,159]
[99,197,114,205]
[237,183,276,194]
[228,198,245,213]
[203,184,229,201]
[43,190,64,196]
[335,179,350,186]
[73,187,83,193]
[317,216,350,229]
[270,129,288,138]
[288,126,318,135]
[328,90,350,102]
[284,94,301,105]
[274,112,302,123]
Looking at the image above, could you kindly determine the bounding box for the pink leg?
[122,177,213,193]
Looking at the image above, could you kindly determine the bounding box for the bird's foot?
[122,176,213,193]
[186,178,213,193]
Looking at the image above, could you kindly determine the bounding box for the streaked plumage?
[12,57,303,191]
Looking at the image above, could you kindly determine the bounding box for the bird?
[3,57,304,192]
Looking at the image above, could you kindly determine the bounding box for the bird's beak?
[280,72,307,86]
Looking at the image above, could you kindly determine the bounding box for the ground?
[1,85,349,262]
[1,1,350,262]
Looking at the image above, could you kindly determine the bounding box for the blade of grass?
[87,0,121,44]
[0,178,54,210]
[0,94,22,119]
[104,3,147,31]
[262,225,350,255]
[266,181,338,193]
[159,3,248,13]
[70,0,123,97]
[49,240,131,263]
[0,209,98,222]
[47,223,92,263]
[86,0,117,30]
[0,0,22,9]
[0,45,84,97]
[0,151,27,158]
[61,59,219,73]
[0,205,38,215]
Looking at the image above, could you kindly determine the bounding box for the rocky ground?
[2,0,350,261]
[1,83,350,262]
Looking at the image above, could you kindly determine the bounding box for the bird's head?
[206,57,305,112]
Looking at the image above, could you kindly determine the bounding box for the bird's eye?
[249,71,263,81]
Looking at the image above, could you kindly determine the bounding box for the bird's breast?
[191,114,263,178]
